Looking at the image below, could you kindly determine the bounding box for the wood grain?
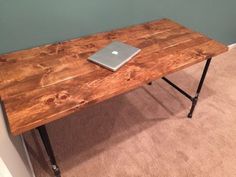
[0,18,228,135]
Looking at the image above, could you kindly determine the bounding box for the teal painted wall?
[0,0,235,54]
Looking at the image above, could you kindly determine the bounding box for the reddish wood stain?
[0,19,228,135]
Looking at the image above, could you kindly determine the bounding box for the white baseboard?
[228,43,236,50]
[21,135,36,177]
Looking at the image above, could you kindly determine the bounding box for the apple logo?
[112,51,119,55]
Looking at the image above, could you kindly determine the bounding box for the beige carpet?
[24,47,236,177]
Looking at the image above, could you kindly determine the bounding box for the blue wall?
[0,0,235,54]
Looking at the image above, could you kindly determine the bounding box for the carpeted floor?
[24,47,236,177]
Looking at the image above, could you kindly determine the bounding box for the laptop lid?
[88,41,141,71]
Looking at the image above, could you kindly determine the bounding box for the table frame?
[37,126,61,177]
[37,58,212,177]
[162,58,212,118]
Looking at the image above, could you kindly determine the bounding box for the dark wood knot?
[0,57,7,62]
[56,91,70,100]
[45,97,55,105]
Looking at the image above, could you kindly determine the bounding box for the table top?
[0,19,228,135]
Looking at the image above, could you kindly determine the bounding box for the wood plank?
[0,19,228,135]
[0,19,182,90]
[0,30,202,98]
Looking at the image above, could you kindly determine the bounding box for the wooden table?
[0,19,227,176]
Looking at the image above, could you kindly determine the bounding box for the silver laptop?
[88,41,141,71]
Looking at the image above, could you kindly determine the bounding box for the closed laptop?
[88,41,141,71]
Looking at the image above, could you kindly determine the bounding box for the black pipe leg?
[37,126,61,177]
[187,58,212,118]
[162,58,212,118]
[188,96,198,118]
